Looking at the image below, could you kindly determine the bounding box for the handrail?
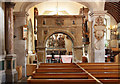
[74,63,103,84]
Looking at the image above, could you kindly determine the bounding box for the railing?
[73,57,103,84]
[74,63,103,84]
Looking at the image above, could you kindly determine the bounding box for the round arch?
[44,30,76,47]
[20,1,91,12]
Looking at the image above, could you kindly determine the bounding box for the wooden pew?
[80,65,119,68]
[36,68,84,73]
[36,68,119,73]
[77,63,120,65]
[39,65,119,69]
[26,64,37,76]
[87,69,119,73]
[28,77,120,84]
[32,73,119,79]
[27,63,120,84]
[39,65,78,68]
[77,63,120,73]
[32,73,88,79]
[83,67,119,70]
[93,73,119,79]
[27,76,97,84]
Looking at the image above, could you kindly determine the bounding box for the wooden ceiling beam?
[105,2,120,23]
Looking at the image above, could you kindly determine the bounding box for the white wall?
[0,2,5,83]
[14,13,26,76]
[34,1,87,15]
[0,2,5,57]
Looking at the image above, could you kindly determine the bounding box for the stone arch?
[20,1,92,12]
[44,30,76,47]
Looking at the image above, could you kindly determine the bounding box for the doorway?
[45,33,74,63]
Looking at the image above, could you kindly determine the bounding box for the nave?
[27,63,120,84]
[0,1,120,83]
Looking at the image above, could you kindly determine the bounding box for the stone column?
[88,21,94,62]
[5,2,17,83]
[37,25,46,63]
[90,11,107,63]
[37,47,46,63]
[73,26,83,62]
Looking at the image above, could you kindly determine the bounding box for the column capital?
[5,2,16,8]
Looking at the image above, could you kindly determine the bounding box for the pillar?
[14,12,28,76]
[37,47,46,63]
[73,47,83,62]
[73,27,83,62]
[5,2,17,83]
[90,11,107,63]
[88,21,94,62]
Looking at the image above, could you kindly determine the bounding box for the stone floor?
[1,77,28,84]
[17,77,27,84]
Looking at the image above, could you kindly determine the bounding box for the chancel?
[0,0,120,84]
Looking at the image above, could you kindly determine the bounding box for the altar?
[46,55,73,63]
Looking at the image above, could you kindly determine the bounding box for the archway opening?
[45,32,74,63]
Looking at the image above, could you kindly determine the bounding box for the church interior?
[0,0,120,84]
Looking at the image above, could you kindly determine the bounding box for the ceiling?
[13,1,120,23]
[105,1,120,23]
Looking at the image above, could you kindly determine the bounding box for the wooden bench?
[87,69,119,72]
[39,65,78,68]
[28,77,120,84]
[36,68,84,73]
[16,66,22,80]
[80,65,119,68]
[26,64,37,76]
[32,73,119,79]
[27,63,120,84]
[32,73,88,79]
[28,76,98,84]
[78,63,119,64]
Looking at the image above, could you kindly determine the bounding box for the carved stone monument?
[36,15,83,62]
